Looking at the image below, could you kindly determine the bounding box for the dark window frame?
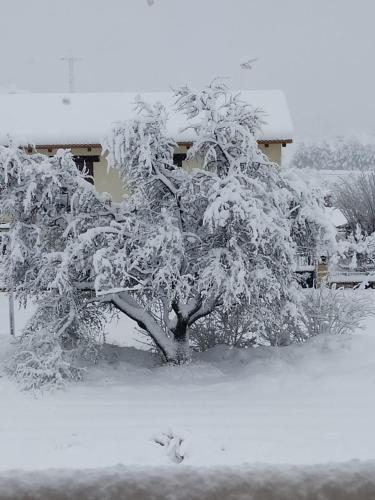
[173,153,187,168]
[73,155,99,184]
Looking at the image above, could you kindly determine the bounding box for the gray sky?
[0,0,374,139]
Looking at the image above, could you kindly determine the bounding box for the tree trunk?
[170,319,190,364]
[170,336,190,364]
[111,292,192,364]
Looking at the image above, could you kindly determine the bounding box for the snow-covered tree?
[0,82,334,370]
[291,140,333,170]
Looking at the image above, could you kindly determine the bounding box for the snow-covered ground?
[1,292,375,468]
[0,292,375,496]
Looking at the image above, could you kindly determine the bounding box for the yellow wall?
[259,143,282,164]
[36,146,125,203]
[36,142,284,203]
[178,143,283,171]
[93,157,125,203]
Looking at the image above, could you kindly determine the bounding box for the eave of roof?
[32,138,293,151]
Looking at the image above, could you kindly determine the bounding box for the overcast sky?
[0,0,374,139]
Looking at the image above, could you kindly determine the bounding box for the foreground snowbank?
[1,328,375,470]
[1,462,375,500]
[0,293,375,472]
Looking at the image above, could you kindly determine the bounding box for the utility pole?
[1,225,15,336]
[61,56,82,93]
[8,284,15,336]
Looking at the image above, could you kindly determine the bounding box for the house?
[0,90,293,202]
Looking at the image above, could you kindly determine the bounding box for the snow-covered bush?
[190,303,304,350]
[258,284,373,345]
[189,306,257,351]
[334,170,375,234]
[291,138,375,171]
[301,284,373,338]
[334,227,375,278]
[257,303,306,346]
[8,329,83,392]
[6,293,105,391]
[0,82,334,373]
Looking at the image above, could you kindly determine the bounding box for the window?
[173,153,187,168]
[73,155,99,184]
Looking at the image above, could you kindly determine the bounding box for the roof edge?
[30,139,293,150]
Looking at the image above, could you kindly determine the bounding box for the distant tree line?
[290,138,375,171]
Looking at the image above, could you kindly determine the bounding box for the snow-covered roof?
[0,90,293,147]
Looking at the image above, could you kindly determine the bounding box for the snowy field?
[1,292,375,498]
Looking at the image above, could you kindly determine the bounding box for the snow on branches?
[0,82,333,374]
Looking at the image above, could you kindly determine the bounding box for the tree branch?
[110,291,176,360]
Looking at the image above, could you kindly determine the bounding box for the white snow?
[325,206,347,227]
[318,169,354,185]
[0,90,293,146]
[328,271,375,283]
[0,292,375,472]
[293,168,353,195]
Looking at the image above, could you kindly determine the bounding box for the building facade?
[0,90,293,202]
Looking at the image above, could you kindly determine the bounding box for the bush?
[7,295,105,392]
[7,330,84,392]
[190,285,374,352]
[301,284,373,337]
[190,302,303,350]
[256,306,306,346]
[189,307,257,351]
[334,170,375,234]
